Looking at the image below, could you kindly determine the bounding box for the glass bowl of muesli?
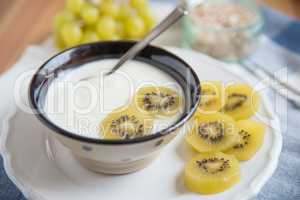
[182,0,264,62]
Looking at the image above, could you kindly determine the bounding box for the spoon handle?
[106,3,188,75]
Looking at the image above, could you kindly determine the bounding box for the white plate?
[0,44,282,200]
[0,2,282,199]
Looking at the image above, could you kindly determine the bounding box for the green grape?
[60,22,83,47]
[130,0,148,10]
[138,8,156,31]
[144,15,156,31]
[116,22,125,38]
[99,1,119,18]
[81,29,99,43]
[54,32,66,50]
[96,16,117,39]
[66,0,85,14]
[124,16,146,39]
[100,33,121,41]
[80,4,99,25]
[117,4,135,21]
[110,34,121,41]
[53,10,75,30]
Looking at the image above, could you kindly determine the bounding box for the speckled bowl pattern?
[29,41,201,174]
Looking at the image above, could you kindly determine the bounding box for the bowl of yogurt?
[29,41,200,174]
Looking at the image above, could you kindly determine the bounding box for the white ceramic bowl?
[28,41,201,174]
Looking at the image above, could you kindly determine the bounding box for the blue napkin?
[262,6,300,54]
[253,6,300,200]
[0,5,300,200]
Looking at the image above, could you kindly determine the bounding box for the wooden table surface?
[0,0,299,75]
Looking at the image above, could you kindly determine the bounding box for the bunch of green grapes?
[54,0,156,50]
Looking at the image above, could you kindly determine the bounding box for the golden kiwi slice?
[134,86,182,117]
[100,106,154,140]
[184,152,241,194]
[222,84,261,120]
[186,112,238,152]
[225,119,266,161]
[197,81,224,113]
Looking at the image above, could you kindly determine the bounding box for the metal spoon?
[105,2,192,76]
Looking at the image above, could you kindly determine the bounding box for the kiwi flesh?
[197,81,224,113]
[224,119,266,161]
[184,152,241,194]
[100,106,154,140]
[134,86,182,117]
[222,84,261,120]
[186,112,238,152]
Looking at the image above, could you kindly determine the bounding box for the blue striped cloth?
[251,6,300,200]
[0,5,300,200]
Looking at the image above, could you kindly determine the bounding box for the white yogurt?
[44,59,184,139]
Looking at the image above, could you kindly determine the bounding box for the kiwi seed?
[223,93,247,111]
[143,92,176,111]
[233,130,251,149]
[110,115,144,139]
[199,89,217,106]
[196,157,230,174]
[197,121,225,143]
